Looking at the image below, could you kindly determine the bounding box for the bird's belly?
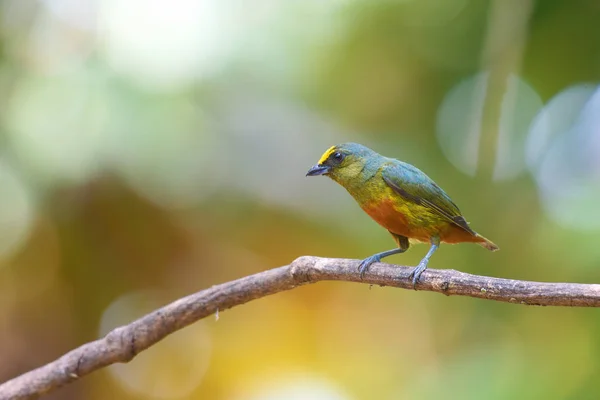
[361,199,439,241]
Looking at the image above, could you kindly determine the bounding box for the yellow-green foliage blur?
[1,1,599,399]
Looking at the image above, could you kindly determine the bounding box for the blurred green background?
[1,0,600,399]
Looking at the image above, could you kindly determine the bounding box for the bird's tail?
[476,234,499,251]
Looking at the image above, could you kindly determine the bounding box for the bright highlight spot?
[533,85,600,230]
[99,0,233,89]
[233,372,351,400]
[493,75,543,180]
[100,291,212,399]
[436,72,487,176]
[436,72,542,180]
[527,83,597,172]
[6,72,107,184]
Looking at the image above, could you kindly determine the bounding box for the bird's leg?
[409,236,440,289]
[358,248,407,279]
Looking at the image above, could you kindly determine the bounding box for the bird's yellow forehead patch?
[318,146,337,165]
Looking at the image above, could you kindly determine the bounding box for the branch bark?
[2,256,600,399]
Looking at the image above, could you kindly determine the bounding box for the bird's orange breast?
[361,198,482,244]
[361,199,433,242]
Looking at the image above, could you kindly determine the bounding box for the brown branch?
[2,256,600,399]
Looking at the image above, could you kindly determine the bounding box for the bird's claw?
[358,256,380,279]
[408,262,428,290]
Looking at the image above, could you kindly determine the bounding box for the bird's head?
[306,143,378,184]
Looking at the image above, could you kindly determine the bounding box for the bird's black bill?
[306,164,331,176]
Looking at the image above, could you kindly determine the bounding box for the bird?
[306,142,498,287]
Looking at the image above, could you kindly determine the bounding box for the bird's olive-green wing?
[381,162,476,235]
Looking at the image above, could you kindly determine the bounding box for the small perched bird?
[306,143,498,287]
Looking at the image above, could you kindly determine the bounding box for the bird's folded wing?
[381,162,476,235]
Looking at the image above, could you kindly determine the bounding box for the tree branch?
[2,256,599,399]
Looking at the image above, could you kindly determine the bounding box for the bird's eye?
[332,152,344,163]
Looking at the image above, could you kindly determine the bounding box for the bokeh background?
[1,0,600,399]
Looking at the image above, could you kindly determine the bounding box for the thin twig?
[1,256,599,399]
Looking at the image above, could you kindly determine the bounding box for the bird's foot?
[358,255,381,279]
[408,262,428,290]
